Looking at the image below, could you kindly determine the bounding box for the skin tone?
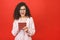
[19,6,28,32]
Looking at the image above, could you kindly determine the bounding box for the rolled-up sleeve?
[11,20,18,36]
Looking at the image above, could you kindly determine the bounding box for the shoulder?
[27,17,34,21]
[13,19,19,23]
[30,17,33,20]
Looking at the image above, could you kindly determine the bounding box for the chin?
[21,15,25,17]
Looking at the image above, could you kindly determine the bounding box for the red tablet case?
[18,23,26,30]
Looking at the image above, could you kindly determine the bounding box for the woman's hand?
[23,27,31,37]
[23,27,28,32]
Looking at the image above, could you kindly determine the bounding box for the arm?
[28,17,35,36]
[11,20,19,36]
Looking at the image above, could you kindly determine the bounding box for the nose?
[21,10,24,13]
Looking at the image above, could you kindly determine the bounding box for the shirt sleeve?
[11,20,19,36]
[28,17,35,36]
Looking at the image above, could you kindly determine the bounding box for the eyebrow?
[20,9,26,10]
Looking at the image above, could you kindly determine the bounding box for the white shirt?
[11,17,35,40]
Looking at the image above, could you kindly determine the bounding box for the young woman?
[11,2,35,40]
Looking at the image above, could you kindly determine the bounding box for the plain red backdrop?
[0,0,60,40]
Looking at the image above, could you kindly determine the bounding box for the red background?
[0,0,60,40]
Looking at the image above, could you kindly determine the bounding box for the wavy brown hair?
[14,2,31,20]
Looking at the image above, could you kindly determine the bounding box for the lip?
[21,13,24,14]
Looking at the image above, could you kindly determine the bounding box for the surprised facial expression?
[19,6,26,17]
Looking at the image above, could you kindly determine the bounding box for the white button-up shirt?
[11,17,35,40]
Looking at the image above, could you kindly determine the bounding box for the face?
[19,6,26,17]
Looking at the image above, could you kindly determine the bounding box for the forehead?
[20,6,26,9]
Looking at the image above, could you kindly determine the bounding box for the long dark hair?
[14,2,31,20]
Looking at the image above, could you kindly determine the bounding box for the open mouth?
[21,13,24,14]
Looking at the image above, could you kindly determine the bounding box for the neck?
[21,16,26,18]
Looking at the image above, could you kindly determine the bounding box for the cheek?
[20,10,22,13]
[24,10,26,13]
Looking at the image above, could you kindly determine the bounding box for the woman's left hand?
[23,27,28,32]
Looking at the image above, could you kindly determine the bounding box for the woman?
[11,2,35,40]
